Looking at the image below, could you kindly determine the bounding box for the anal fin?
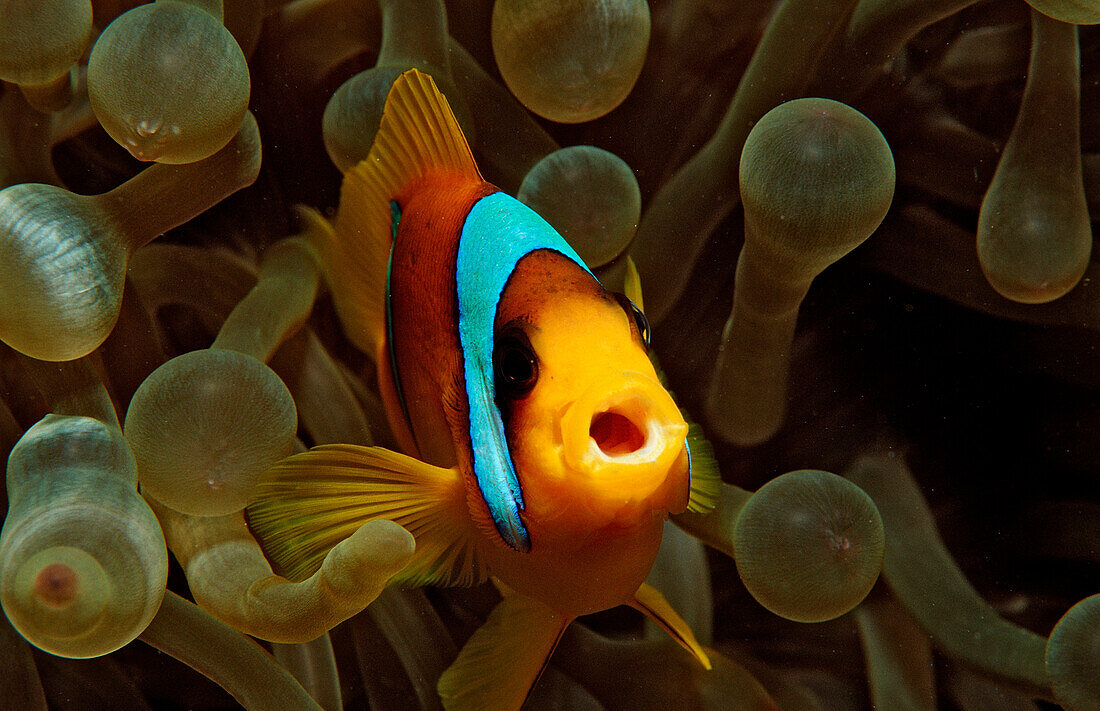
[246,444,483,587]
[629,582,712,670]
[437,592,570,711]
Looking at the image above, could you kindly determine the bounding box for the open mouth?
[559,371,688,488]
[589,409,647,456]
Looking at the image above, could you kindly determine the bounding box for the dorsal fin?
[314,69,482,361]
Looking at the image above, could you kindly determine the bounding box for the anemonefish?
[246,69,720,710]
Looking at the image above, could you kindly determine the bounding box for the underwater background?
[0,0,1098,709]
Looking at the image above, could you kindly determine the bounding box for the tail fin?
[316,69,482,360]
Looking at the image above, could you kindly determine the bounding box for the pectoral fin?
[437,592,570,711]
[629,582,712,670]
[683,421,721,513]
[645,370,721,515]
[246,444,483,587]
[624,257,721,515]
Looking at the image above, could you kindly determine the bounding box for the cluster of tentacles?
[0,1,1096,710]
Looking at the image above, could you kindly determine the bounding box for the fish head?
[494,251,690,543]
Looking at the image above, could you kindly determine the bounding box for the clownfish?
[246,69,719,710]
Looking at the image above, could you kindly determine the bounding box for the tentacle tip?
[733,469,884,622]
[322,519,416,590]
[33,563,80,608]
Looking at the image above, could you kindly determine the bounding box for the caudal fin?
[316,69,482,360]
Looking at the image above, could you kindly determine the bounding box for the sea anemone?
[0,1,1096,709]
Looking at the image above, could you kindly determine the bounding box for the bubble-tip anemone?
[675,469,885,624]
[125,349,298,517]
[733,469,884,623]
[518,145,641,268]
[0,415,167,658]
[491,0,650,123]
[706,97,895,445]
[87,0,250,164]
[0,113,261,362]
[1047,594,1100,711]
[976,10,1091,304]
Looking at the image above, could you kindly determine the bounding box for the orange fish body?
[380,174,494,468]
[248,70,718,710]
[470,254,681,615]
[387,179,689,615]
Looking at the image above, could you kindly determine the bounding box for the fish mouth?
[560,372,689,504]
[589,408,648,456]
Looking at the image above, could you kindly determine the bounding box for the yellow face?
[494,253,690,550]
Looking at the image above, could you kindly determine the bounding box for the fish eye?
[493,331,538,396]
[614,293,650,348]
